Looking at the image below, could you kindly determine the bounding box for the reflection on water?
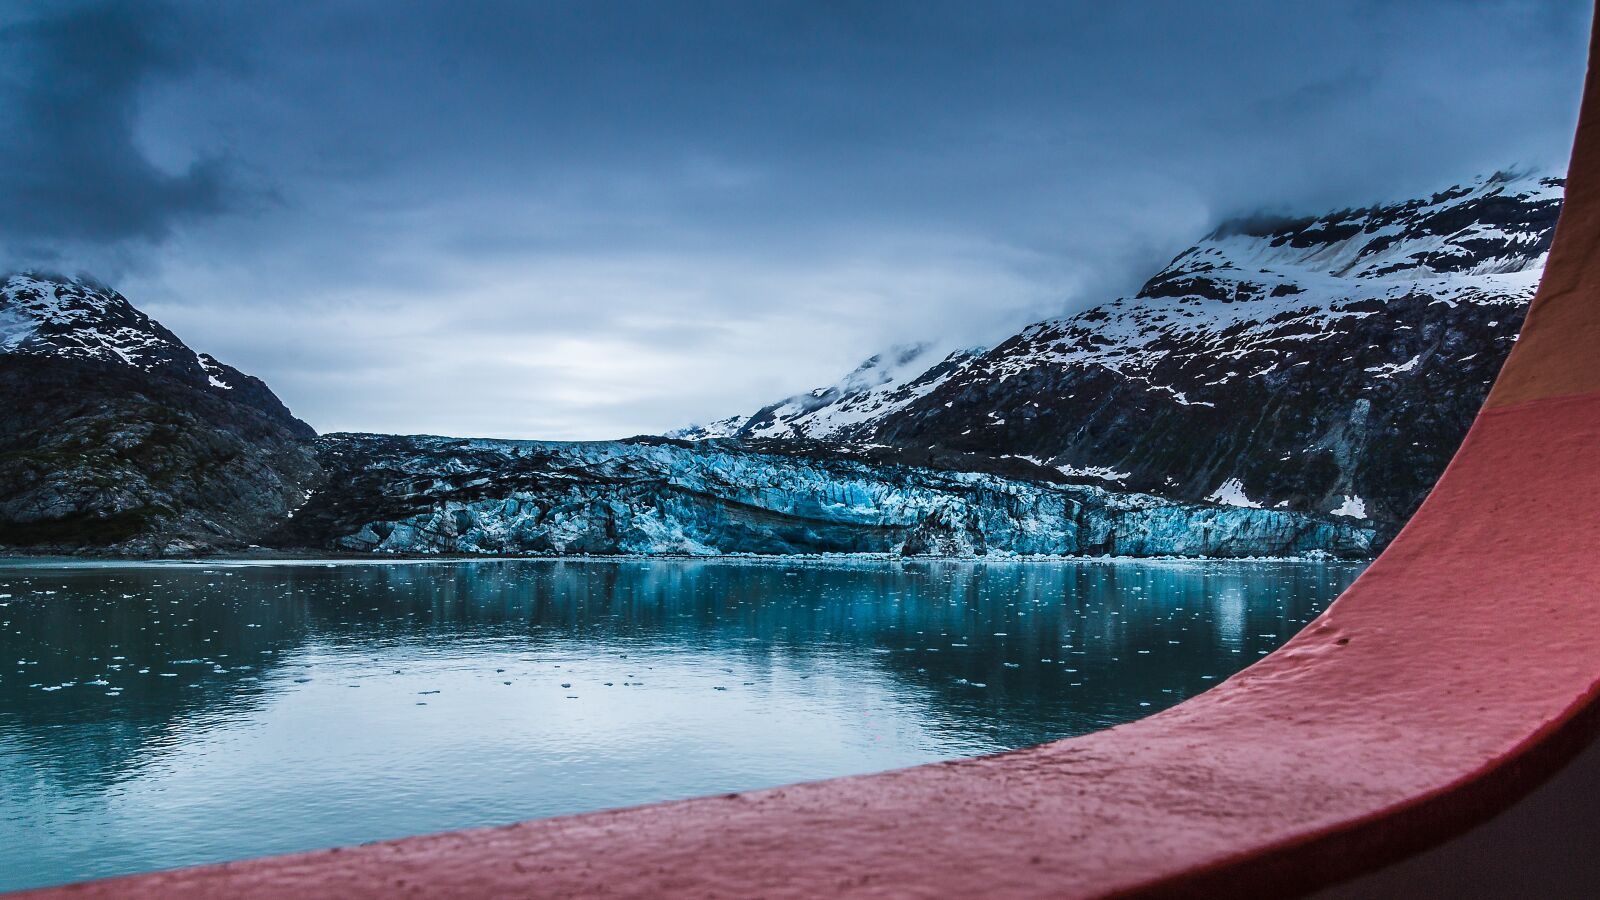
[0,557,1364,891]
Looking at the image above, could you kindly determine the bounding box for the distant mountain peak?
[1,273,197,373]
[669,342,985,442]
[1199,169,1560,281]
[0,272,313,437]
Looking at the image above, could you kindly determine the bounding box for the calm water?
[0,557,1364,891]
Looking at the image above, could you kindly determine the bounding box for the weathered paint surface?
[1487,10,1600,411]
[19,11,1600,900]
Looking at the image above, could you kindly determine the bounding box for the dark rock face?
[874,291,1525,538]
[269,434,1373,558]
[0,356,319,553]
[677,172,1562,545]
[0,275,319,554]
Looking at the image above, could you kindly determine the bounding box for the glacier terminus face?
[279,434,1374,558]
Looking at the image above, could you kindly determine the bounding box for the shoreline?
[0,547,1374,567]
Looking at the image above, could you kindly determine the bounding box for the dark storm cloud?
[0,1,251,265]
[0,0,1589,437]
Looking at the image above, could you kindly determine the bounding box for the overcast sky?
[0,0,1589,439]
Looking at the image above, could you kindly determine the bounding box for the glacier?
[281,434,1375,558]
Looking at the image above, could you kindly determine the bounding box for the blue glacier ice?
[296,435,1375,558]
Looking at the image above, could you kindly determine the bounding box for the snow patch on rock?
[1206,478,1263,509]
[1330,495,1368,519]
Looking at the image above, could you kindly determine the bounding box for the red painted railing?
[20,12,1600,900]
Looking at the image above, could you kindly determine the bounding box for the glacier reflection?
[0,557,1363,891]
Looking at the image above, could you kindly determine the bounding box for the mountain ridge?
[1,169,1552,556]
[0,273,313,438]
[674,170,1562,540]
[668,342,986,442]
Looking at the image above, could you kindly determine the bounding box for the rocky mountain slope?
[677,171,1561,540]
[0,275,319,553]
[270,434,1372,558]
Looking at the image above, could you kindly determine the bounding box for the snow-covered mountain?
[677,171,1562,537]
[0,273,310,435]
[670,343,984,442]
[0,273,319,553]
